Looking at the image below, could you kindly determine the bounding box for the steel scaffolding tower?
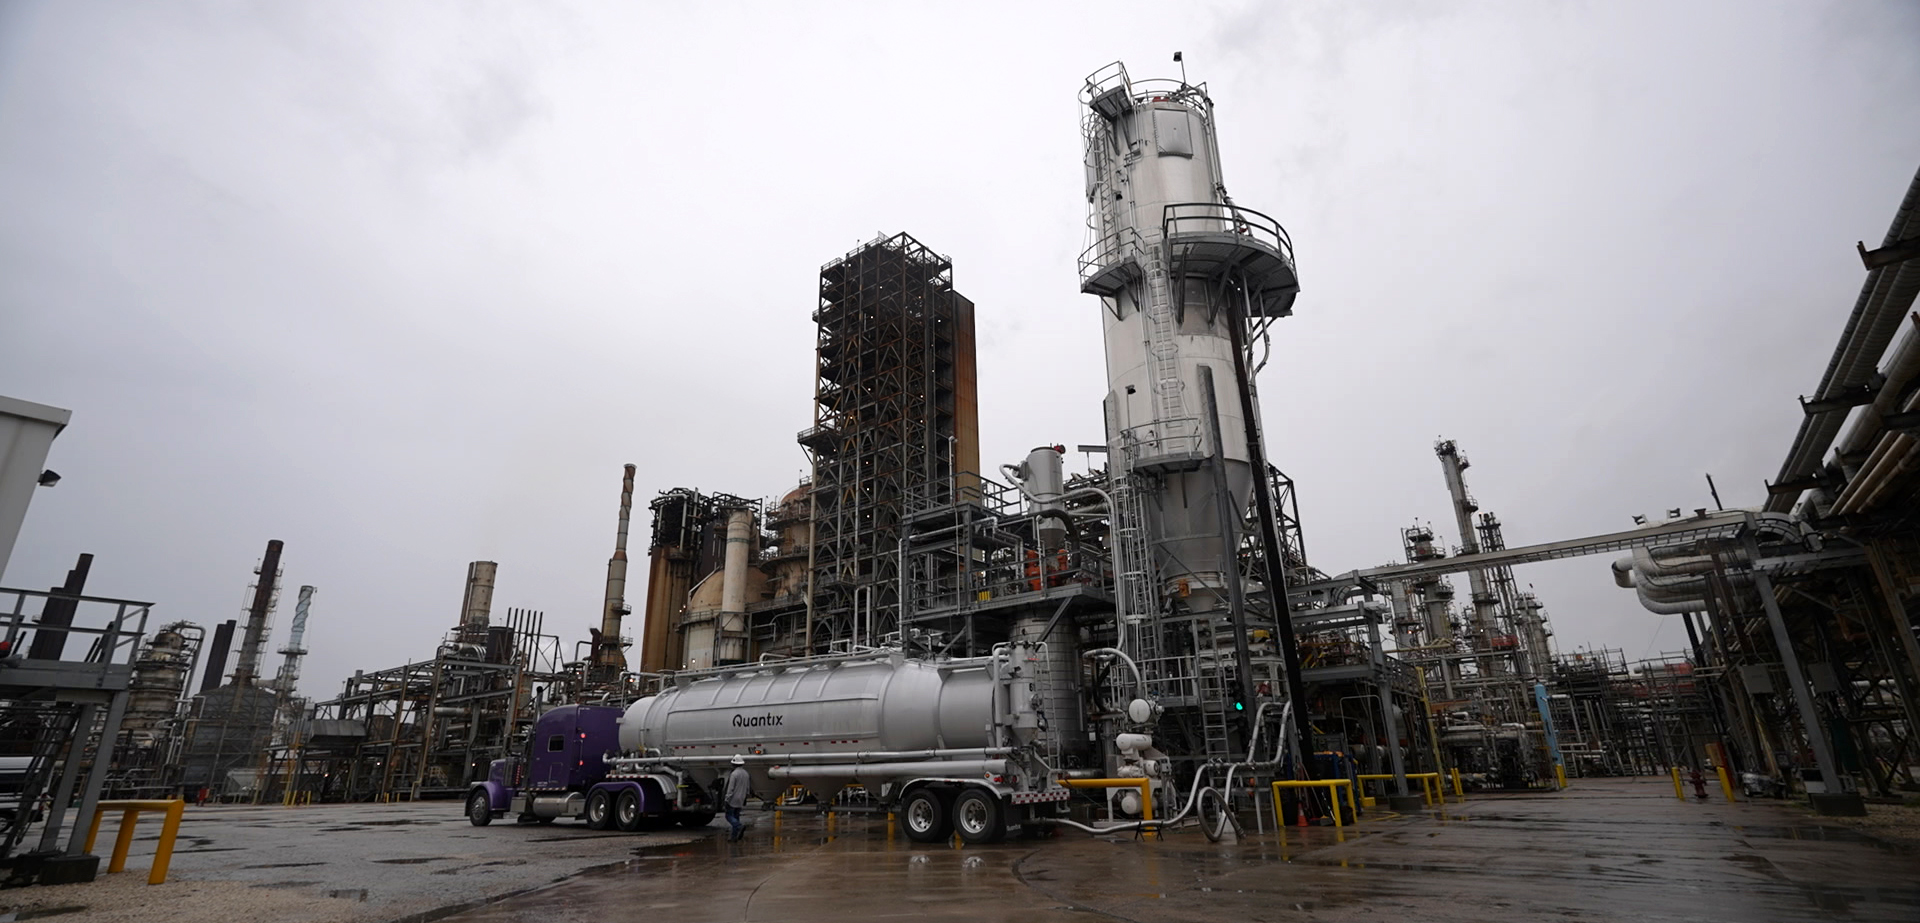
[800,233,978,650]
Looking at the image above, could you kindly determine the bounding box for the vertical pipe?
[1225,285,1313,769]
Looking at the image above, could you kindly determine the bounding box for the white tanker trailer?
[603,643,1085,843]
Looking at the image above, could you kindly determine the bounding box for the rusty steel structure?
[799,233,979,652]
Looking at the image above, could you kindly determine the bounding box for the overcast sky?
[3,1,1917,699]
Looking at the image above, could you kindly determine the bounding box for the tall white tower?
[1079,61,1299,613]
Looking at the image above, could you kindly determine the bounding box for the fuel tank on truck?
[618,654,997,793]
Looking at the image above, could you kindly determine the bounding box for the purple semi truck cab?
[465,704,717,833]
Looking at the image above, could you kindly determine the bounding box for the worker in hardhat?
[724,755,752,842]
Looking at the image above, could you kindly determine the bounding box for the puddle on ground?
[251,880,321,890]
[350,820,431,827]
[0,907,89,922]
[325,889,368,901]
[243,862,328,869]
[372,857,444,865]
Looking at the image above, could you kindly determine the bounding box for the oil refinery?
[1,47,1917,923]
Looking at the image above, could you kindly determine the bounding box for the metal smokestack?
[272,585,314,698]
[200,619,236,692]
[593,464,637,674]
[460,561,497,641]
[231,539,283,687]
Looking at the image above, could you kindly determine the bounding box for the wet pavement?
[445,778,1920,923]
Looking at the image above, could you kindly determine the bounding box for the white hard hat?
[730,754,746,766]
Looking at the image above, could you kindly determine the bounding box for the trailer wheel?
[952,788,1005,844]
[900,788,950,843]
[466,791,492,827]
[586,789,614,830]
[615,790,646,832]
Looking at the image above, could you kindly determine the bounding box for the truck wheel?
[952,789,1005,844]
[677,811,716,830]
[616,790,646,832]
[900,788,950,843]
[466,791,492,827]
[586,790,614,830]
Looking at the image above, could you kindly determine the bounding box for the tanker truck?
[467,642,1089,843]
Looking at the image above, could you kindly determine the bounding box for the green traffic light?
[1233,701,1244,711]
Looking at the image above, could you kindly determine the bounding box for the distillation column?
[1079,61,1299,617]
[1435,441,1501,677]
[1078,60,1305,754]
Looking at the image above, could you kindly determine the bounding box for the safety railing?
[1357,772,1446,806]
[1118,418,1206,466]
[1271,779,1358,831]
[1163,202,1295,267]
[1077,226,1145,292]
[82,799,185,885]
[0,587,151,670]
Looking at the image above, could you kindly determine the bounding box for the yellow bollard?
[1670,767,1685,801]
[1555,764,1567,790]
[1716,766,1737,803]
[1451,768,1463,799]
[81,799,186,885]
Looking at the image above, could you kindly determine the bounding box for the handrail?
[1077,226,1145,287]
[1162,202,1295,268]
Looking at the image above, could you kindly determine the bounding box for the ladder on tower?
[1110,474,1159,677]
[1195,661,1236,761]
[1142,248,1187,428]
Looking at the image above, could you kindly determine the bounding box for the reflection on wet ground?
[444,779,1920,922]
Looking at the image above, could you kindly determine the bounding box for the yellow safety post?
[82,799,186,885]
[1716,766,1737,803]
[1555,764,1568,790]
[1670,767,1685,801]
[1269,780,1357,830]
[1059,778,1155,838]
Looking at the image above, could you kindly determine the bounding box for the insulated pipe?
[1832,320,1920,463]
[1633,546,1719,579]
[1083,647,1147,706]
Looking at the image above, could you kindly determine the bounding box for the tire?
[900,788,950,843]
[615,789,646,832]
[586,790,614,830]
[466,791,493,827]
[677,811,716,830]
[952,788,1005,845]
